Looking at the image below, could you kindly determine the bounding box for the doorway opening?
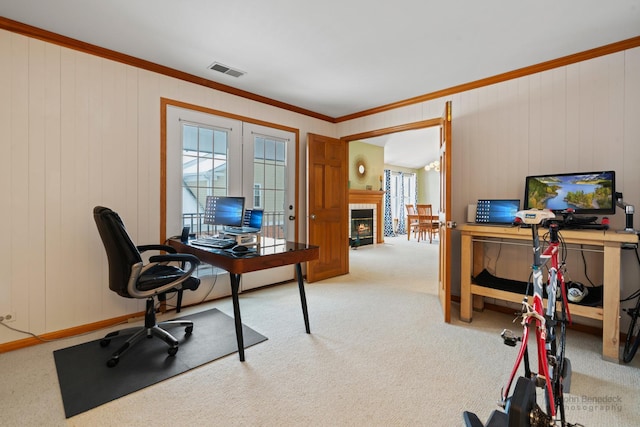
[343,119,441,245]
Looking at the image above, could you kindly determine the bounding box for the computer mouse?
[232,245,249,253]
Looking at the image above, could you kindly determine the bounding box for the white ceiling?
[359,127,441,170]
[2,0,639,168]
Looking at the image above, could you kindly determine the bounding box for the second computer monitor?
[243,209,264,230]
[203,196,245,227]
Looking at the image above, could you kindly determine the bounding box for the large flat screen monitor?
[523,171,615,215]
[203,196,245,227]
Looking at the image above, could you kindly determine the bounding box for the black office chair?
[93,206,201,367]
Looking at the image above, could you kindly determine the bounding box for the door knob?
[310,214,316,220]
[289,215,296,220]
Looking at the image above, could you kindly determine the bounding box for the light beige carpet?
[0,235,638,426]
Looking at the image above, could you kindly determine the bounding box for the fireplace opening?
[350,209,374,246]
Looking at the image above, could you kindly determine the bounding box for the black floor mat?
[53,308,267,418]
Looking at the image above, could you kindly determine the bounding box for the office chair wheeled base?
[100,298,194,367]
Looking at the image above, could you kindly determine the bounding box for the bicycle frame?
[501,212,572,421]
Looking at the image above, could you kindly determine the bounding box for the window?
[181,122,230,235]
[389,171,416,231]
[253,184,262,208]
[244,128,291,253]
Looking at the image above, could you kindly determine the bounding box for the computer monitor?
[244,209,264,229]
[523,171,615,215]
[203,196,245,227]
[475,199,520,224]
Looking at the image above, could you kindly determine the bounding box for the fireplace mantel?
[349,190,384,243]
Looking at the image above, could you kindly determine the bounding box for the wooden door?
[306,133,349,282]
[438,101,453,323]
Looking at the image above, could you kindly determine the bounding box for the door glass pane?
[253,136,287,252]
[182,123,229,235]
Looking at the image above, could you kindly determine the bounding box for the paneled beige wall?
[338,47,640,321]
[2,26,639,344]
[0,30,335,345]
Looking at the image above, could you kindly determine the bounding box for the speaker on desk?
[180,226,190,243]
[467,204,477,223]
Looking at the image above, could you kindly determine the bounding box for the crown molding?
[336,36,640,123]
[0,17,335,123]
[2,17,638,124]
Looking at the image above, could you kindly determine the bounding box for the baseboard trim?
[0,312,142,354]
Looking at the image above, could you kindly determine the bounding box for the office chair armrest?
[129,254,200,299]
[137,244,177,254]
[148,253,200,266]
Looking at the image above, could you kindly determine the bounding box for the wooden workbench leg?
[460,233,473,322]
[472,240,485,312]
[602,244,621,362]
[473,295,485,311]
[230,273,245,361]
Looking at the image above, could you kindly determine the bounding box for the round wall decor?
[355,156,367,181]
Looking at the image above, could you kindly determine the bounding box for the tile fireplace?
[348,190,384,245]
[350,209,374,246]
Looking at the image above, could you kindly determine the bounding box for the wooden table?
[168,239,320,361]
[406,213,438,241]
[458,224,638,362]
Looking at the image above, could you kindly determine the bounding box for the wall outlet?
[0,312,16,323]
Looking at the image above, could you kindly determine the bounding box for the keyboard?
[191,238,236,249]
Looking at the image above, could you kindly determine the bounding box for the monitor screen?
[243,209,264,229]
[203,196,245,227]
[523,171,615,215]
[475,199,520,224]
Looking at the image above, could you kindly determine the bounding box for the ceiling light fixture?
[424,160,440,172]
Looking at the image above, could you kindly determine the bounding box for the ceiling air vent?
[208,62,246,78]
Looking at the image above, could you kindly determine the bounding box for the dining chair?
[416,204,439,243]
[405,204,420,240]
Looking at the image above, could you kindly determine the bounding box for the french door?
[165,103,296,289]
[241,123,297,288]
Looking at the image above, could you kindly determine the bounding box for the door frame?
[341,119,442,143]
[341,117,445,292]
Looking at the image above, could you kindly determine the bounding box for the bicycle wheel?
[544,317,566,422]
[555,310,568,424]
[545,289,568,424]
[622,296,640,363]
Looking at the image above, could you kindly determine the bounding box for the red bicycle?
[464,209,581,427]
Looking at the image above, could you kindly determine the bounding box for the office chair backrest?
[93,206,143,298]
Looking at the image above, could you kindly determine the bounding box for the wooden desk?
[168,240,320,361]
[459,224,638,362]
